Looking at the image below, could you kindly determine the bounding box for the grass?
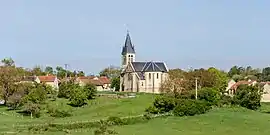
[2,94,270,135]
[0,93,156,133]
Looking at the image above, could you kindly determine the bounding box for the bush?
[83,83,97,99]
[47,103,72,118]
[173,99,211,116]
[197,88,220,106]
[69,87,88,107]
[145,106,159,114]
[151,96,176,113]
[58,81,80,98]
[233,85,262,110]
[107,116,123,125]
[6,93,23,110]
[219,94,233,106]
[23,102,41,118]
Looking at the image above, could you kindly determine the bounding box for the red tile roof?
[37,76,56,82]
[231,80,255,90]
[99,76,110,84]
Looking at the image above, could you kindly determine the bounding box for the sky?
[0,0,269,75]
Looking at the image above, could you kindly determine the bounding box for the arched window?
[149,73,151,79]
[157,73,159,79]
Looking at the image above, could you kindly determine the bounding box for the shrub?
[233,85,262,110]
[6,93,23,110]
[145,106,159,114]
[23,102,41,118]
[173,99,211,116]
[151,96,176,113]
[219,94,233,106]
[107,116,123,125]
[197,88,220,106]
[69,87,88,107]
[58,81,80,98]
[47,103,72,118]
[83,83,97,99]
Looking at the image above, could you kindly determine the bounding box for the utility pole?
[195,77,198,100]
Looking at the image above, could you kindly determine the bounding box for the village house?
[35,75,59,90]
[120,32,169,93]
[75,76,111,91]
[20,75,59,90]
[226,79,270,102]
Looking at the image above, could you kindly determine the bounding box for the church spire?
[122,31,135,55]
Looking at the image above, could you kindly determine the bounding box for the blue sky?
[0,0,269,74]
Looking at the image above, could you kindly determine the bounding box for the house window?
[157,73,159,79]
[149,73,151,79]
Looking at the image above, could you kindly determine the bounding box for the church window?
[141,82,144,86]
[149,73,151,79]
[128,74,132,80]
[157,73,159,79]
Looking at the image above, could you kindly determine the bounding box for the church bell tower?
[121,31,136,69]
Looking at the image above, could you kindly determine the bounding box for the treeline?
[0,58,97,118]
[0,57,85,79]
[228,66,270,82]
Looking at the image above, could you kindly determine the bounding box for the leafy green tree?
[1,57,15,66]
[99,66,120,78]
[23,84,48,104]
[0,66,21,105]
[262,67,270,81]
[45,66,54,75]
[31,66,46,76]
[110,77,120,91]
[233,85,262,110]
[232,74,244,82]
[24,102,41,118]
[56,66,67,78]
[208,67,228,92]
[58,81,80,98]
[83,83,97,99]
[69,87,88,107]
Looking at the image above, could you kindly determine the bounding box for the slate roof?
[131,62,168,72]
[121,32,135,55]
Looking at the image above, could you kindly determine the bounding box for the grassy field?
[1,94,270,135]
[0,93,156,133]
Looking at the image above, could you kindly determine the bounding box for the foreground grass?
[2,95,270,135]
[0,93,156,133]
[112,107,270,135]
[17,106,270,135]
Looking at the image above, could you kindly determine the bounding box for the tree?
[262,67,270,81]
[45,66,54,75]
[99,66,121,78]
[208,67,228,92]
[22,84,47,104]
[31,66,46,76]
[69,87,88,107]
[233,85,262,110]
[228,66,240,78]
[58,81,80,98]
[111,77,120,91]
[83,83,97,99]
[0,66,21,105]
[76,70,85,77]
[1,57,15,66]
[56,66,67,78]
[232,74,244,82]
[24,102,41,118]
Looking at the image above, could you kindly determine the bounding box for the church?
[120,32,169,93]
